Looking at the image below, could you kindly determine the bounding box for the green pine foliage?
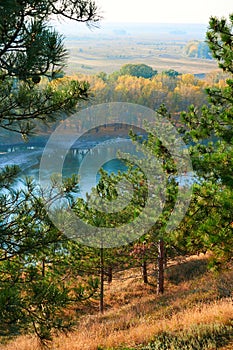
[0,0,100,344]
[177,14,233,266]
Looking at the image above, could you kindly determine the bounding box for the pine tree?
[178,14,233,265]
[0,0,100,343]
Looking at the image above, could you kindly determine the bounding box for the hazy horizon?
[96,0,232,24]
[53,21,209,41]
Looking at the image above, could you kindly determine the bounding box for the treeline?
[184,40,213,59]
[34,63,228,136]
[70,64,227,116]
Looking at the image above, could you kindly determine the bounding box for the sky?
[97,0,233,23]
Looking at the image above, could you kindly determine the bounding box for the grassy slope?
[1,255,233,350]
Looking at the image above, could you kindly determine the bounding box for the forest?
[0,1,232,350]
[77,65,227,112]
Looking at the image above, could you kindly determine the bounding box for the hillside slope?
[1,255,233,350]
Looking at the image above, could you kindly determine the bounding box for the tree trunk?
[107,266,113,284]
[100,246,104,313]
[42,257,45,277]
[157,239,165,294]
[142,260,148,284]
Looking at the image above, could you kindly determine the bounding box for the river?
[0,135,135,196]
[0,133,193,198]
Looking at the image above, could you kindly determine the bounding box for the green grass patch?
[140,323,233,350]
[106,322,233,350]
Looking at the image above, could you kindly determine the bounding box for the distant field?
[62,23,218,75]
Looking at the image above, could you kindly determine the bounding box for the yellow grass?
[1,256,233,350]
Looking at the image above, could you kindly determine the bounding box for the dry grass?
[64,35,218,76]
[219,342,233,350]
[1,256,233,350]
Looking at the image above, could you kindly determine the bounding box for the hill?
[2,255,233,350]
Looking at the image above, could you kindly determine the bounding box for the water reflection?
[1,137,194,196]
[62,139,139,196]
[0,138,138,195]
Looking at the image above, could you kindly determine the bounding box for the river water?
[0,133,193,198]
[0,136,136,196]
